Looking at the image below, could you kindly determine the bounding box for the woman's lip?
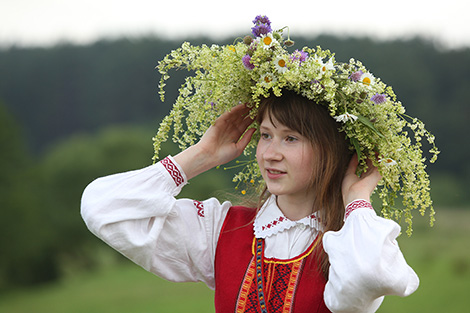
[266,168,286,179]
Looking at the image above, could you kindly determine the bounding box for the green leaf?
[350,137,362,160]
[356,114,385,138]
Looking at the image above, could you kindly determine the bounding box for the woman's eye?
[261,133,271,139]
[286,136,298,142]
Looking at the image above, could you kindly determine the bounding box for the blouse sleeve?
[80,156,231,289]
[322,199,419,313]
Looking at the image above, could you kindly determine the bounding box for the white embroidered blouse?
[81,156,419,313]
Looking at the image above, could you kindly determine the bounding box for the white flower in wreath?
[260,33,275,49]
[319,58,334,74]
[359,72,375,86]
[334,112,358,123]
[260,73,277,86]
[273,56,288,73]
[379,158,398,166]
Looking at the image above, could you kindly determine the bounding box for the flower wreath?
[153,15,439,235]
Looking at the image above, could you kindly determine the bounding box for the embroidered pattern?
[254,213,320,238]
[235,238,307,313]
[161,157,184,186]
[266,261,302,313]
[255,239,268,313]
[235,256,257,313]
[193,200,205,217]
[261,216,286,231]
[345,199,373,220]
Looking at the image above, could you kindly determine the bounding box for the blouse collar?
[253,195,323,238]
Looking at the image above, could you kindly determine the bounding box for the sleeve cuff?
[158,156,188,194]
[344,199,374,221]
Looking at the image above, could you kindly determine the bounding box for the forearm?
[173,144,220,181]
[80,158,229,286]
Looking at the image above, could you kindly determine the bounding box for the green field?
[1,209,469,313]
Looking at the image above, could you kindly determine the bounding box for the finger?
[345,154,359,176]
[216,104,247,127]
[226,105,254,133]
[232,103,254,120]
[236,127,256,151]
[361,159,382,185]
[229,102,251,116]
[368,163,382,182]
[239,114,255,131]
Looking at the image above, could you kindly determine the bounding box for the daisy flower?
[260,73,276,86]
[260,33,275,49]
[274,56,288,73]
[319,58,334,74]
[379,158,398,166]
[360,72,375,86]
[334,113,358,123]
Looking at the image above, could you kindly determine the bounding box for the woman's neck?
[276,193,316,221]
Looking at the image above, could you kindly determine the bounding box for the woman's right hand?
[174,104,256,180]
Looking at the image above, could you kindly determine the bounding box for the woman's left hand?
[342,154,382,206]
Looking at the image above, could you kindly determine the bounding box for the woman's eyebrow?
[260,124,301,136]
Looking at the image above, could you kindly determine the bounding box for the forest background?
[0,34,469,312]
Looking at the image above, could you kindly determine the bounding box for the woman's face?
[256,112,316,203]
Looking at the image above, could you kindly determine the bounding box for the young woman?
[82,15,437,313]
[81,91,419,312]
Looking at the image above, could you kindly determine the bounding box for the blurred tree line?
[0,35,468,290]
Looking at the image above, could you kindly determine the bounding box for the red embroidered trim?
[193,200,204,218]
[261,216,286,231]
[235,256,257,313]
[261,214,318,232]
[236,239,305,313]
[345,199,373,219]
[161,157,184,186]
[283,260,303,313]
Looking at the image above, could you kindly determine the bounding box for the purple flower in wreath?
[349,70,363,82]
[290,50,309,64]
[252,24,272,37]
[370,93,387,104]
[253,15,271,26]
[311,79,325,89]
[251,15,272,37]
[242,54,255,70]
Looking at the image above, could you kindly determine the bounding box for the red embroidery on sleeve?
[161,157,184,186]
[345,199,373,220]
[193,200,205,217]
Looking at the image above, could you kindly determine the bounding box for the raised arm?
[81,103,256,288]
[323,154,419,312]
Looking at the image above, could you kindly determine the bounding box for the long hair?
[256,90,352,278]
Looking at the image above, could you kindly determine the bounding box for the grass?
[1,209,469,313]
[0,264,215,313]
[378,208,470,312]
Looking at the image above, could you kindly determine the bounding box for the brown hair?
[256,90,352,278]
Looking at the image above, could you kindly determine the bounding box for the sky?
[1,0,469,50]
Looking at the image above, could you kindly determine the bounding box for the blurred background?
[0,1,469,312]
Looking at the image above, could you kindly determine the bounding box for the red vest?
[214,206,331,313]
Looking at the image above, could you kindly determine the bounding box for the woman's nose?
[262,140,283,161]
